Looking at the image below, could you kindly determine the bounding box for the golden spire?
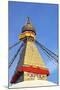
[26,16,31,24]
[19,17,36,40]
[22,17,36,33]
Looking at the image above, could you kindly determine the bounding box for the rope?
[9,43,24,68]
[35,40,58,63]
[9,40,21,50]
[39,44,57,65]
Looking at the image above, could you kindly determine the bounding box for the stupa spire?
[27,16,31,24]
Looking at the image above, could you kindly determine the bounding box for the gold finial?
[27,16,31,24]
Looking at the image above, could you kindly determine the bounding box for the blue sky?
[8,1,58,84]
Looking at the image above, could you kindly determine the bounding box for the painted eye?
[29,73,35,77]
[40,75,46,79]
[38,74,41,78]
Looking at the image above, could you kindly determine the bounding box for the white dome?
[9,80,56,88]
